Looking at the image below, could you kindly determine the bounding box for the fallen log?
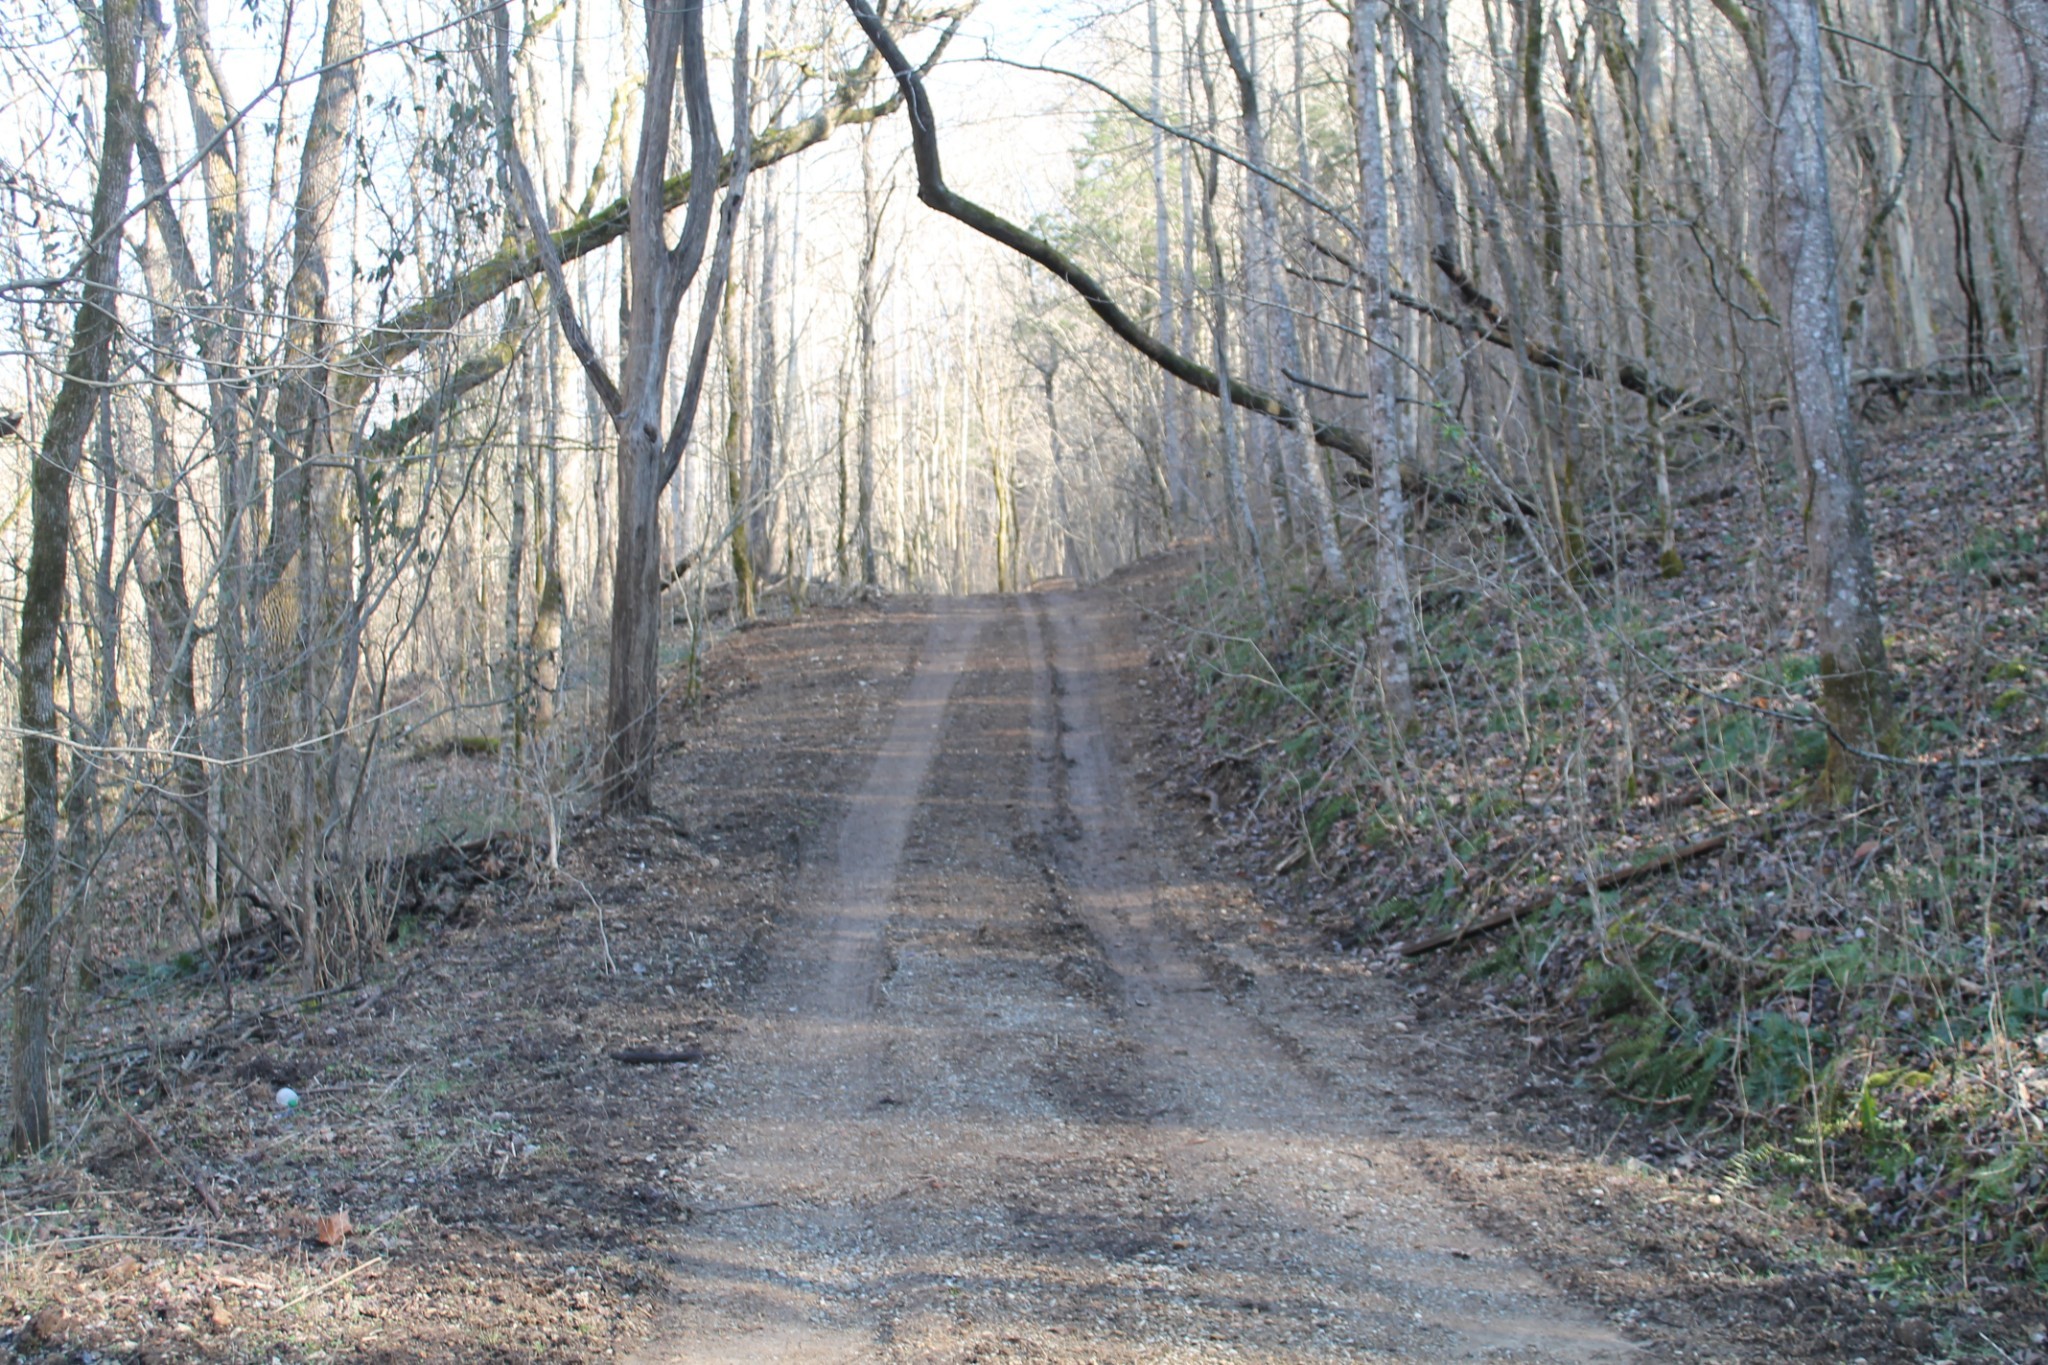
[1397,831,1731,957]
[610,1046,705,1065]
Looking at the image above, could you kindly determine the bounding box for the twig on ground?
[1645,921,1757,968]
[119,1108,224,1218]
[552,868,618,975]
[685,1200,780,1220]
[280,1256,385,1312]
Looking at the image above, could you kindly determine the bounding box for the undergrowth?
[1169,406,2048,1309]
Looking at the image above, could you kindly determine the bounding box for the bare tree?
[129,9,217,909]
[1148,0,1187,527]
[10,0,143,1154]
[1997,0,2048,489]
[485,0,754,811]
[838,0,1441,525]
[165,0,255,917]
[1763,0,1896,796]
[237,0,365,984]
[1206,0,1348,588]
[856,122,888,588]
[1351,0,1416,733]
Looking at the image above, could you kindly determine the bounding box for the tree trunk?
[1148,0,1186,528]
[506,349,532,750]
[531,548,565,733]
[60,389,126,968]
[857,125,883,587]
[605,427,666,803]
[1514,0,1590,580]
[488,0,753,812]
[11,0,141,1155]
[1208,0,1349,588]
[1177,53,1206,531]
[1996,0,2048,489]
[752,176,782,581]
[244,0,363,983]
[724,278,757,618]
[1352,0,1418,734]
[532,321,567,733]
[835,358,853,582]
[1037,357,1086,581]
[1764,0,1896,798]
[169,0,251,916]
[138,200,205,899]
[1598,3,1681,575]
[1198,149,1275,624]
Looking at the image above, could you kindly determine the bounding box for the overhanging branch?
[841,0,1456,502]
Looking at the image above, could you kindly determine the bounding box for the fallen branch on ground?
[121,1107,224,1218]
[609,1046,705,1065]
[1397,830,1734,957]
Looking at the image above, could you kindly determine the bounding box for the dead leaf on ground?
[25,1304,79,1346]
[314,1210,352,1247]
[98,1254,142,1283]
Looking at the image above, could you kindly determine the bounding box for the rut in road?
[630,593,1640,1362]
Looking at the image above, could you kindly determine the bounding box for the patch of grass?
[389,911,432,950]
[1950,525,2041,574]
[1305,793,1356,849]
[1607,1014,1735,1116]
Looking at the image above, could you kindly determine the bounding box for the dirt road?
[628,592,1646,1362]
[0,567,1908,1364]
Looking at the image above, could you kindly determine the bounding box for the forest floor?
[2,557,1987,1362]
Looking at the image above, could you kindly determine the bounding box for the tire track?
[1031,590,1641,1361]
[630,592,1641,1362]
[813,599,986,1021]
[631,599,984,1363]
